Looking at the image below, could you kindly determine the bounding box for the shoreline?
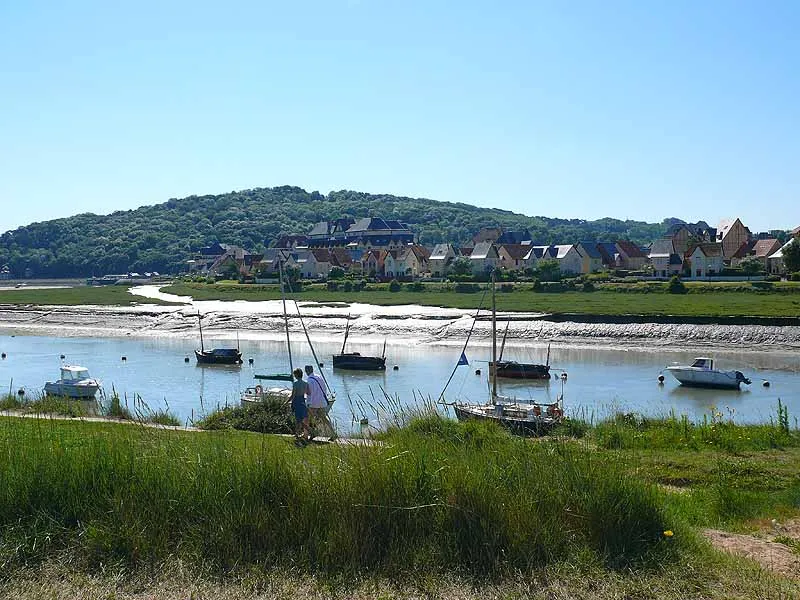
[0,284,799,352]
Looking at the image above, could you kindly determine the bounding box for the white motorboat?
[666,358,751,390]
[44,365,101,399]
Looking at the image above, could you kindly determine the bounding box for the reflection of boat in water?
[194,313,242,365]
[666,357,751,390]
[44,365,101,399]
[332,317,386,371]
[449,271,565,436]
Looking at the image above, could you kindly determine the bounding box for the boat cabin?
[690,358,714,370]
[60,366,92,381]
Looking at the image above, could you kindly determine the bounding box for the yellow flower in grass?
[663,530,674,538]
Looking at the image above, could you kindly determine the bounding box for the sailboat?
[489,322,552,380]
[194,312,243,365]
[241,255,335,412]
[332,316,387,371]
[453,270,564,435]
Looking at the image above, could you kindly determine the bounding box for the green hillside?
[0,186,667,277]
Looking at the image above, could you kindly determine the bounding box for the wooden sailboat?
[453,271,564,436]
[332,315,387,371]
[194,312,243,365]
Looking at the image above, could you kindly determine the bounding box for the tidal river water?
[1,331,799,433]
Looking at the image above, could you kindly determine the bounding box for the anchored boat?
[194,312,243,365]
[666,357,751,390]
[44,365,101,399]
[332,316,387,371]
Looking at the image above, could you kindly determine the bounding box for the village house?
[428,243,457,277]
[614,240,648,270]
[553,244,583,275]
[664,223,715,256]
[522,246,557,270]
[596,242,619,270]
[575,242,603,273]
[307,217,413,250]
[496,229,532,244]
[384,245,430,279]
[472,226,503,244]
[299,249,334,279]
[767,239,799,275]
[686,243,724,279]
[469,241,500,275]
[360,249,385,277]
[716,218,750,260]
[649,239,683,278]
[497,243,531,271]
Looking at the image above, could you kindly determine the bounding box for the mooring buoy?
[658,374,665,383]
[60,354,65,359]
[763,380,770,387]
[0,353,5,359]
[319,362,324,368]
[393,365,399,371]
[561,372,568,380]
[121,356,127,361]
[17,389,24,397]
[248,358,254,364]
[184,357,190,363]
[475,369,481,375]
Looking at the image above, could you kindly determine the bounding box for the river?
[1,331,798,433]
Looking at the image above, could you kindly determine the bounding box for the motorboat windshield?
[690,358,713,369]
[61,366,92,381]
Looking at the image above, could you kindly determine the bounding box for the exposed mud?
[0,284,799,353]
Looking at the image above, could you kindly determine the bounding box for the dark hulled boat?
[195,313,243,365]
[332,316,387,371]
[489,361,550,379]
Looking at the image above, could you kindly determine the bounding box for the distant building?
[716,218,750,260]
[686,243,723,278]
[649,239,683,278]
[307,217,413,250]
[429,243,457,277]
[472,226,503,245]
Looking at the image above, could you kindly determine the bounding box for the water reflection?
[0,332,799,432]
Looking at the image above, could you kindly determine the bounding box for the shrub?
[342,281,353,292]
[388,279,402,292]
[407,281,424,292]
[499,283,514,293]
[454,282,481,293]
[326,281,339,291]
[328,267,345,280]
[531,278,542,292]
[197,398,293,434]
[582,281,595,292]
[668,276,686,294]
[353,279,367,291]
[766,275,781,282]
[790,272,800,282]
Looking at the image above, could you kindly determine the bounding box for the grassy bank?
[1,410,800,596]
[0,285,179,306]
[163,281,800,318]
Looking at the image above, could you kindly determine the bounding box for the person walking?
[291,368,310,444]
[305,364,336,441]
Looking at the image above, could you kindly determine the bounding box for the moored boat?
[194,313,242,365]
[332,317,387,371]
[44,365,101,399]
[666,357,751,390]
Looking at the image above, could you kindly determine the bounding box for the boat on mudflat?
[44,365,101,399]
[666,357,751,390]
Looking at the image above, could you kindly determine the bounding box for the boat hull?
[332,354,386,371]
[489,361,550,380]
[666,367,747,390]
[454,403,562,436]
[195,349,243,365]
[43,381,100,399]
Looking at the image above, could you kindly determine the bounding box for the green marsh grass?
[0,414,678,578]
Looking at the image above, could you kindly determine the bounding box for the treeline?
[0,186,667,277]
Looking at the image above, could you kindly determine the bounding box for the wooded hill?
[0,186,668,277]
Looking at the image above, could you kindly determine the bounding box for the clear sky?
[1,0,798,233]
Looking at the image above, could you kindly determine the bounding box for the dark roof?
[650,239,676,257]
[616,239,647,258]
[687,242,723,258]
[496,229,532,244]
[577,242,602,259]
[499,244,530,260]
[597,242,617,264]
[669,254,684,265]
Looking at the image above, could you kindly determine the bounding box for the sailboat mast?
[340,315,351,355]
[279,257,293,372]
[198,312,205,352]
[491,269,497,400]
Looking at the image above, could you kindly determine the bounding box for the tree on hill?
[0,186,668,278]
[783,239,800,273]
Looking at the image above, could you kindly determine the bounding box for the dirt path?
[704,523,800,580]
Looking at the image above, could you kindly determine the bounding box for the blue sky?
[1,0,798,233]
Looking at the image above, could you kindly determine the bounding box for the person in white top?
[304,365,336,441]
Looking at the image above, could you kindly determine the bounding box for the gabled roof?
[524,246,557,261]
[596,242,617,264]
[458,246,474,256]
[717,218,744,240]
[687,242,723,258]
[310,248,333,263]
[470,241,498,260]
[430,243,455,260]
[498,244,530,260]
[753,239,781,258]
[330,247,354,266]
[308,221,330,237]
[410,244,431,261]
[616,239,647,258]
[496,229,532,244]
[553,244,575,259]
[731,240,755,259]
[347,217,390,233]
[791,225,800,237]
[649,239,676,258]
[576,242,602,259]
